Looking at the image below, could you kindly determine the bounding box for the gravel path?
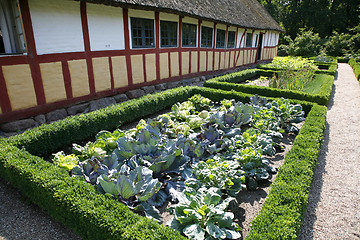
[0,178,81,240]
[299,63,360,240]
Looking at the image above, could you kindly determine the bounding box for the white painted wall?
[87,3,124,51]
[236,29,245,48]
[29,0,84,55]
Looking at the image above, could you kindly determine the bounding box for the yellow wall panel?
[191,51,198,73]
[68,59,90,97]
[3,64,37,110]
[229,51,235,68]
[112,56,128,88]
[207,51,213,71]
[146,54,156,82]
[93,57,111,92]
[199,51,206,72]
[224,52,229,69]
[220,52,225,69]
[170,52,179,77]
[214,52,219,70]
[40,62,66,103]
[238,51,244,66]
[245,50,249,65]
[131,55,144,84]
[159,53,169,79]
[182,52,189,75]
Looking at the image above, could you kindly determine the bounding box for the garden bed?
[0,86,326,239]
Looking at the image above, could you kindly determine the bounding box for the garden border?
[203,69,334,105]
[0,86,326,239]
[349,59,360,82]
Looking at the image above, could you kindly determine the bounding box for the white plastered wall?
[87,3,125,51]
[236,28,245,48]
[29,0,84,54]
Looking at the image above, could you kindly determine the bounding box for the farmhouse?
[0,0,282,123]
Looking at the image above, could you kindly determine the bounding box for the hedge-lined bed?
[349,58,360,82]
[257,61,338,76]
[1,86,326,240]
[203,69,334,105]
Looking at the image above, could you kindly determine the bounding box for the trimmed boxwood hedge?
[349,58,360,82]
[0,86,326,240]
[204,69,334,105]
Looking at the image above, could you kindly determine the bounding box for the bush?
[279,29,323,57]
[349,58,360,81]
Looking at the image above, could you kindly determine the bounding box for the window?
[160,20,177,47]
[227,31,236,48]
[245,33,253,48]
[201,26,213,48]
[131,17,154,48]
[0,0,26,54]
[182,23,197,47]
[216,29,225,48]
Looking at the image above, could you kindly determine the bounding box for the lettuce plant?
[52,151,79,171]
[168,187,241,240]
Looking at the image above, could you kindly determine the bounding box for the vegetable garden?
[0,56,331,240]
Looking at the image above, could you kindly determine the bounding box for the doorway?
[257,33,264,61]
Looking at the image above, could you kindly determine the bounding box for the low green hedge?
[247,104,326,239]
[204,70,334,105]
[337,57,349,63]
[1,86,325,240]
[349,58,360,81]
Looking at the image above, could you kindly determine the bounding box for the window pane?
[227,31,236,48]
[245,33,253,48]
[182,23,197,47]
[216,29,225,48]
[201,26,213,48]
[131,18,155,48]
[160,21,178,47]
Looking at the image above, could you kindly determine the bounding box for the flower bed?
[0,86,326,239]
[204,69,334,106]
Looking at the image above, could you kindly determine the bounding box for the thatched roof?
[80,0,283,32]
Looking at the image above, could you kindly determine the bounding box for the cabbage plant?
[168,187,241,240]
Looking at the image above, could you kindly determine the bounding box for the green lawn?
[302,74,327,94]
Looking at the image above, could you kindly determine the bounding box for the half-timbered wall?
[0,0,279,123]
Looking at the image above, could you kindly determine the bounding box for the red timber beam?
[19,0,46,105]
[80,2,95,94]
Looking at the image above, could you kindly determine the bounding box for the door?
[257,33,264,61]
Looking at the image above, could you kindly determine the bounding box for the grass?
[302,75,327,94]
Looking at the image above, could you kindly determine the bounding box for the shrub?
[349,58,360,81]
[279,29,323,57]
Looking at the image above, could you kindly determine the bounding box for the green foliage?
[266,57,318,71]
[349,59,360,82]
[279,29,323,57]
